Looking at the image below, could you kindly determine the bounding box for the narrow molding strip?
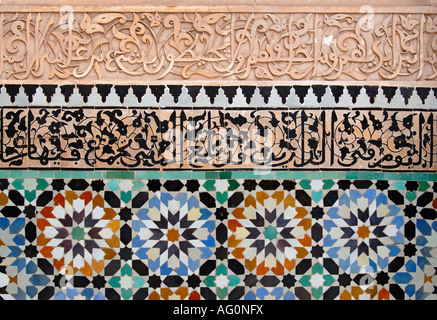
[1,84,436,108]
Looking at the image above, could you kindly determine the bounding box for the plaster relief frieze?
[0,10,436,84]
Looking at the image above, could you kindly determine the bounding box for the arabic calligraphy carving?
[1,105,436,170]
[0,11,436,82]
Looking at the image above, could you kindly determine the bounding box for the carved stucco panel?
[0,10,436,84]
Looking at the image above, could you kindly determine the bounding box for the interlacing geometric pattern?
[0,4,436,301]
[0,171,436,300]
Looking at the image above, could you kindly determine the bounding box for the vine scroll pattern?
[0,11,436,83]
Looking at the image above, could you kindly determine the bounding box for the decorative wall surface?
[0,4,436,300]
[0,8,436,85]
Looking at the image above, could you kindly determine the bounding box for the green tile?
[216,191,228,204]
[359,171,373,180]
[323,180,335,190]
[372,172,384,180]
[205,172,219,179]
[219,171,232,179]
[203,180,216,191]
[55,171,70,178]
[413,173,428,181]
[276,171,292,179]
[36,178,49,190]
[345,171,359,180]
[299,180,311,190]
[228,179,240,191]
[428,173,437,181]
[398,172,413,181]
[106,171,135,179]
[71,171,88,179]
[418,181,431,192]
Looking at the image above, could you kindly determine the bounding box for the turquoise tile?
[146,171,162,179]
[307,171,321,179]
[247,170,275,179]
[162,171,176,179]
[106,171,135,179]
[393,181,406,190]
[132,180,145,191]
[191,171,205,179]
[291,171,306,179]
[11,179,24,189]
[321,171,336,179]
[244,170,259,179]
[23,170,38,178]
[38,171,54,178]
[231,171,246,179]
[262,171,277,179]
[71,171,88,179]
[336,171,345,179]
[0,170,10,178]
[383,172,399,181]
[87,171,104,179]
[55,171,70,178]
[107,179,120,191]
[276,171,292,179]
[175,171,192,179]
[135,172,147,179]
[10,170,23,178]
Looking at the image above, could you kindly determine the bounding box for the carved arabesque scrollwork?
[0,11,436,82]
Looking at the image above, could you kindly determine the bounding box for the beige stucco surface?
[0,0,432,5]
